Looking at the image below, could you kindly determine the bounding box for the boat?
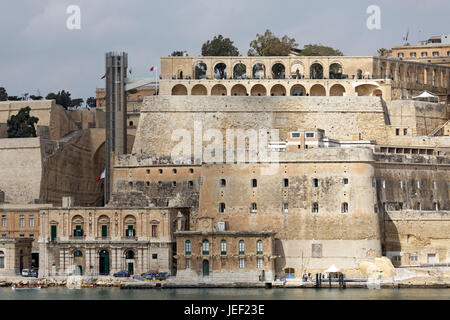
[11,285,41,291]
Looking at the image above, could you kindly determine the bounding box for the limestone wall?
[133,96,389,156]
[384,210,450,266]
[0,138,43,204]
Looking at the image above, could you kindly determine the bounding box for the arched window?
[239,240,245,255]
[214,63,227,79]
[221,240,227,255]
[185,240,192,255]
[257,240,263,255]
[202,240,210,255]
[195,62,207,79]
[125,250,135,260]
[74,251,83,258]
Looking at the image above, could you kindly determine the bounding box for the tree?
[45,90,82,109]
[0,87,7,101]
[7,106,39,138]
[86,97,96,108]
[297,44,343,56]
[201,35,239,56]
[377,48,390,57]
[30,95,43,100]
[7,96,23,101]
[248,29,298,56]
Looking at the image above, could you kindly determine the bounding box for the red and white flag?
[150,66,155,72]
[129,68,132,74]
[96,170,105,182]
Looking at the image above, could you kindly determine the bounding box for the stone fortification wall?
[384,210,450,266]
[133,96,389,156]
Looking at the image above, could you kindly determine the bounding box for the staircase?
[428,120,449,137]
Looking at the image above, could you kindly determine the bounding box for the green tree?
[248,29,298,56]
[0,87,8,101]
[7,107,39,138]
[7,96,23,101]
[201,35,239,56]
[30,95,43,100]
[377,48,390,57]
[86,97,96,108]
[297,44,343,56]
[45,90,82,109]
[70,98,84,108]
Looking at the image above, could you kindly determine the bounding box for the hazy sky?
[0,0,449,100]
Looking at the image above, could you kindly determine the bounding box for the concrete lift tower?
[104,51,155,204]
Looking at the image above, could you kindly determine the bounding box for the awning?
[412,91,439,99]
[325,265,341,273]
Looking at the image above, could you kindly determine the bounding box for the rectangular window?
[398,53,404,58]
[1,216,6,228]
[283,203,289,214]
[399,181,403,189]
[312,203,319,213]
[410,255,418,262]
[152,225,158,238]
[382,180,386,189]
[342,203,349,213]
[29,215,34,227]
[312,244,323,258]
[219,203,226,213]
[343,178,349,185]
[239,258,245,269]
[313,179,319,188]
[221,179,226,187]
[416,180,420,189]
[221,241,227,255]
[421,52,428,57]
[252,179,258,188]
[396,128,400,136]
[393,256,401,262]
[101,225,108,238]
[410,52,416,57]
[284,179,289,187]
[403,129,408,136]
[152,254,158,260]
[185,259,190,269]
[251,203,258,213]
[0,257,4,269]
[20,215,25,228]
[432,52,439,57]
[432,181,436,189]
[257,258,263,269]
[291,132,300,138]
[305,132,315,138]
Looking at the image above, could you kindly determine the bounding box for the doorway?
[99,250,110,275]
[202,260,209,277]
[128,263,134,275]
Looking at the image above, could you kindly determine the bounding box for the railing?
[164,74,395,81]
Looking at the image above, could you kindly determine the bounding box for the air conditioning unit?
[214,221,228,232]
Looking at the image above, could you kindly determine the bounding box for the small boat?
[12,285,41,291]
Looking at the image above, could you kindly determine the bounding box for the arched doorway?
[194,62,207,79]
[202,260,210,277]
[291,84,306,96]
[99,250,110,276]
[329,84,346,96]
[74,250,84,275]
[310,63,323,79]
[233,63,247,79]
[231,84,247,96]
[356,69,363,79]
[270,84,286,96]
[329,63,343,79]
[172,84,188,95]
[214,63,227,80]
[191,84,208,95]
[251,84,267,96]
[211,84,227,96]
[291,63,304,79]
[272,63,285,79]
[310,84,326,96]
[252,63,266,79]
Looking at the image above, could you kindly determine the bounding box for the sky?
[0,0,449,101]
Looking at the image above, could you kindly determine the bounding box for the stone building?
[38,204,190,277]
[0,238,33,276]
[175,217,276,282]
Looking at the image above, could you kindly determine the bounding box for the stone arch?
[329,62,343,79]
[252,62,266,79]
[211,84,227,96]
[310,63,323,79]
[290,84,306,96]
[329,84,346,96]
[310,84,326,96]
[231,84,247,96]
[271,63,286,79]
[214,62,227,80]
[355,84,379,96]
[176,69,184,80]
[373,89,383,97]
[124,249,135,260]
[270,84,286,96]
[290,62,305,79]
[172,84,188,95]
[251,84,267,96]
[233,63,247,79]
[191,84,208,96]
[194,61,207,79]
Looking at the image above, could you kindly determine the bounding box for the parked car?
[154,272,168,281]
[113,270,130,278]
[141,270,158,277]
[21,268,38,277]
